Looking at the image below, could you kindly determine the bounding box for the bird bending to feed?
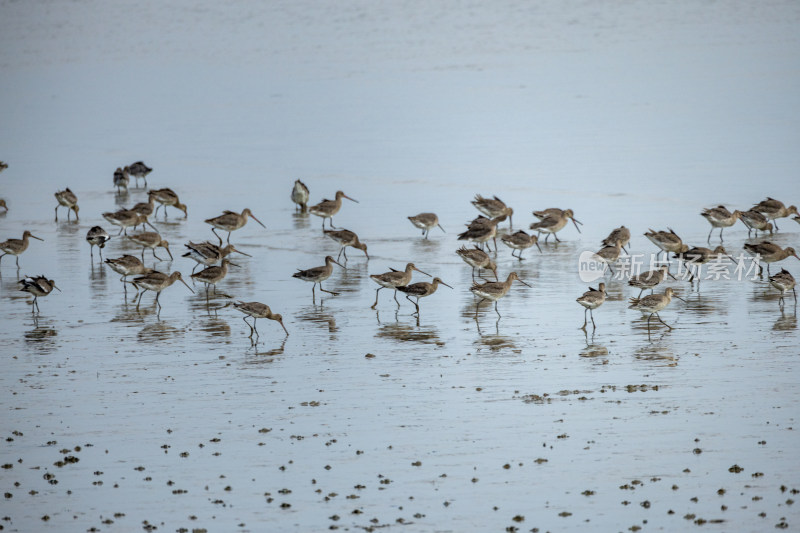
[0,231,44,268]
[530,209,581,243]
[470,271,531,319]
[205,208,265,244]
[768,269,796,309]
[19,275,60,313]
[102,209,156,235]
[408,213,445,239]
[292,256,344,302]
[128,271,193,313]
[501,230,541,259]
[736,209,773,238]
[673,246,731,282]
[324,229,369,262]
[700,205,739,242]
[644,228,687,262]
[743,241,799,276]
[576,282,606,331]
[752,197,798,231]
[628,287,685,340]
[308,191,358,229]
[602,226,631,252]
[128,161,152,187]
[104,255,152,295]
[86,226,111,261]
[232,301,288,339]
[628,264,673,298]
[291,180,310,212]
[456,246,498,281]
[457,216,503,251]
[182,241,250,273]
[128,232,173,262]
[472,195,513,229]
[149,188,187,218]
[54,188,79,221]
[113,167,129,192]
[370,263,430,309]
[397,277,452,315]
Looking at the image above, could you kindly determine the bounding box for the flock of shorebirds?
[1,160,798,343]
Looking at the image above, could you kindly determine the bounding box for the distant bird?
[601,226,631,252]
[128,161,153,187]
[743,241,799,276]
[472,195,513,229]
[291,180,310,212]
[593,240,624,275]
[232,301,289,339]
[309,191,358,229]
[370,263,430,309]
[628,287,685,339]
[102,209,156,235]
[292,255,345,302]
[128,270,193,313]
[182,241,250,273]
[576,282,607,331]
[324,229,368,262]
[456,246,498,281]
[205,208,265,244]
[700,205,739,242]
[644,228,688,262]
[128,231,173,262]
[86,226,111,261]
[501,230,541,259]
[752,197,798,231]
[18,275,60,313]
[0,231,44,267]
[104,255,152,295]
[408,213,445,239]
[458,216,503,251]
[470,271,531,318]
[191,258,237,301]
[0,161,7,173]
[149,188,187,218]
[530,209,582,243]
[113,167,129,193]
[628,264,673,298]
[0,199,7,212]
[397,277,453,316]
[54,188,79,221]
[673,246,731,282]
[768,269,796,309]
[533,208,583,232]
[736,209,773,238]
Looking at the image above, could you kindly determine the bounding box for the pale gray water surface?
[1,1,799,531]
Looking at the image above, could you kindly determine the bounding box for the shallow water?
[1,1,799,531]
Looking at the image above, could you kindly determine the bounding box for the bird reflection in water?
[137,321,185,343]
[773,310,797,331]
[292,211,311,230]
[580,332,609,363]
[473,332,517,353]
[247,336,288,360]
[199,316,231,338]
[634,343,677,367]
[296,307,337,335]
[24,322,58,353]
[375,321,440,345]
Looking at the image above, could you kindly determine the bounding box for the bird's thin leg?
[474,297,487,319]
[243,316,254,337]
[393,289,400,308]
[211,228,223,245]
[371,287,382,309]
[655,312,672,330]
[406,295,419,315]
[581,308,587,330]
[590,309,596,330]
[319,283,339,296]
[54,205,58,222]
[707,227,713,243]
[494,301,501,318]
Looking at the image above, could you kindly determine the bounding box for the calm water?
[1,1,799,531]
